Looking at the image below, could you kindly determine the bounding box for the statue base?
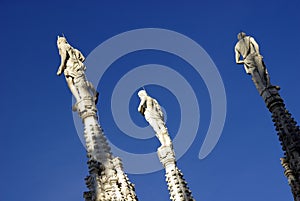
[157,146,176,168]
[260,85,283,109]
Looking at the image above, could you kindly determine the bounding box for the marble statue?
[56,36,98,103]
[137,90,195,200]
[138,90,172,147]
[234,32,271,94]
[56,36,138,201]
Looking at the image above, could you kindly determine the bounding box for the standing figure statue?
[138,90,172,147]
[56,36,98,103]
[234,32,272,94]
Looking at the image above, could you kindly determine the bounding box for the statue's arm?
[250,37,261,56]
[138,97,147,113]
[74,48,85,62]
[57,49,67,76]
[235,47,244,64]
[158,105,164,121]
[78,50,85,62]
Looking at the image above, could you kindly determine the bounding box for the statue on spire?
[137,90,172,147]
[56,36,98,104]
[234,32,274,94]
[234,32,300,200]
[138,89,195,201]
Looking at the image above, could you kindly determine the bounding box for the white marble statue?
[56,36,98,103]
[234,32,271,94]
[138,90,172,147]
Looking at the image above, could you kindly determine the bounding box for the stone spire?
[268,92,300,201]
[158,146,195,201]
[235,32,300,201]
[138,90,195,201]
[56,36,138,201]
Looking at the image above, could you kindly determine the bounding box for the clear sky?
[1,0,300,201]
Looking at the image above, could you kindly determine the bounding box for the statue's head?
[237,32,246,40]
[57,36,67,46]
[138,90,147,98]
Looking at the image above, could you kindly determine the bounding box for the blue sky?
[1,1,300,200]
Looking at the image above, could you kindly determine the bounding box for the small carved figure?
[56,36,98,103]
[138,90,172,147]
[235,32,272,94]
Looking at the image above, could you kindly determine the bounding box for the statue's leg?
[66,76,81,102]
[148,118,161,136]
[87,81,99,104]
[262,61,271,86]
[251,69,265,95]
[157,121,171,147]
[147,118,166,146]
[162,133,172,147]
[155,133,166,147]
[87,81,96,94]
[256,57,269,87]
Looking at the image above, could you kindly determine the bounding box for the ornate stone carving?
[235,33,300,201]
[138,90,195,201]
[57,36,138,201]
[235,32,274,95]
[138,90,172,147]
[56,36,98,105]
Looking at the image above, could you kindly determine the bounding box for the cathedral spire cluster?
[56,36,194,201]
[56,31,300,201]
